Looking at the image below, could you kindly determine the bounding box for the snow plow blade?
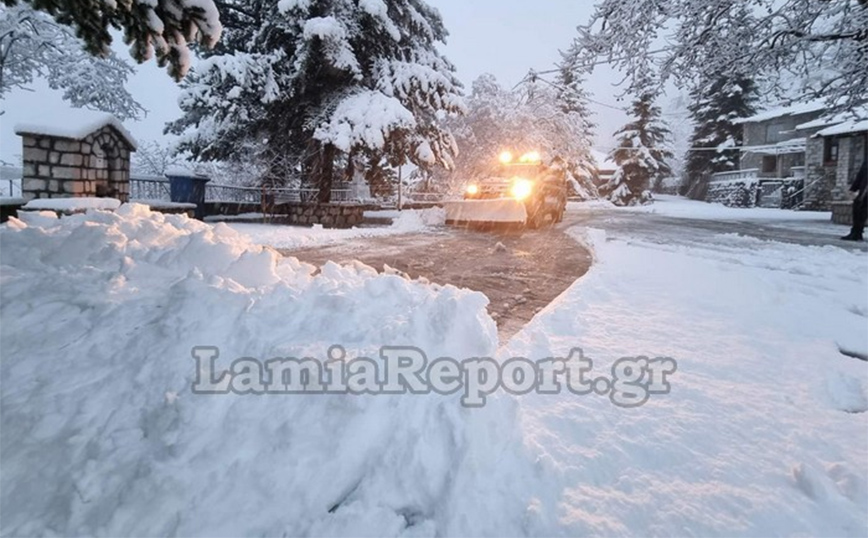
[443,199,527,226]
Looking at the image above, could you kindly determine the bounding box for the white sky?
[0,0,654,166]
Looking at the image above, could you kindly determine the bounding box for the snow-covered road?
[500,224,868,536]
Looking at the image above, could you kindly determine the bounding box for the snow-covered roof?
[795,107,868,132]
[14,108,137,149]
[733,100,826,125]
[815,119,868,137]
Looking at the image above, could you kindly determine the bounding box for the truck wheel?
[527,212,542,229]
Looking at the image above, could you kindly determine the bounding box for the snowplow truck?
[444,151,567,228]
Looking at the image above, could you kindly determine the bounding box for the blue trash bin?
[166,172,210,219]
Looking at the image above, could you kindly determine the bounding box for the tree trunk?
[318,143,335,204]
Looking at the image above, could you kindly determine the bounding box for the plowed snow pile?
[0,205,527,537]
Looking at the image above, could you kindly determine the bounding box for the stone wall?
[21,125,132,202]
[707,179,757,207]
[200,201,372,228]
[280,203,368,228]
[707,178,803,209]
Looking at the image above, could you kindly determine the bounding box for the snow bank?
[0,204,522,537]
[229,207,444,250]
[22,197,122,212]
[577,194,834,222]
[501,226,868,536]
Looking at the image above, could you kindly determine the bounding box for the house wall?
[805,132,866,213]
[833,134,866,200]
[740,111,823,174]
[21,126,133,202]
[803,136,836,210]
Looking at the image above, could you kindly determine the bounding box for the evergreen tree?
[605,93,673,206]
[683,74,758,196]
[6,0,222,80]
[554,48,599,199]
[167,0,464,201]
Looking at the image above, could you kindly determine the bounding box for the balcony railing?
[709,168,759,184]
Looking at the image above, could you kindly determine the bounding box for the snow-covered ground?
[1,201,866,536]
[571,194,836,222]
[228,206,445,250]
[501,227,868,536]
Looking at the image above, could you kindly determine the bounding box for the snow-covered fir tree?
[683,74,758,197]
[8,0,222,79]
[0,4,145,119]
[605,93,673,206]
[168,0,464,201]
[554,48,599,200]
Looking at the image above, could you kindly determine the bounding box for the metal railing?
[1,178,22,198]
[129,176,360,205]
[129,176,171,201]
[205,184,261,204]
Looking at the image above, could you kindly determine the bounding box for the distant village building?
[706,102,867,218]
[15,110,137,202]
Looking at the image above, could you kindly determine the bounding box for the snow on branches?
[169,0,464,197]
[0,4,145,120]
[314,90,415,153]
[605,94,673,206]
[572,0,868,114]
[433,73,599,199]
[8,0,222,80]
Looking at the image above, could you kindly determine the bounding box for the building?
[15,109,137,202]
[707,102,867,217]
[799,116,867,220]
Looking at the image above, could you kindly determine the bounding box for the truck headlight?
[510,178,533,200]
[466,184,479,195]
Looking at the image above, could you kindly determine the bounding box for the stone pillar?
[832,136,853,202]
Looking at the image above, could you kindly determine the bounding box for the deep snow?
[501,227,868,536]
[1,201,866,536]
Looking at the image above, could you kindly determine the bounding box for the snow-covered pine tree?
[9,0,222,80]
[683,74,758,198]
[168,0,464,201]
[554,49,599,200]
[605,93,673,206]
[0,4,145,119]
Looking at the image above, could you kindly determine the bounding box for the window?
[824,137,839,166]
[762,155,778,175]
